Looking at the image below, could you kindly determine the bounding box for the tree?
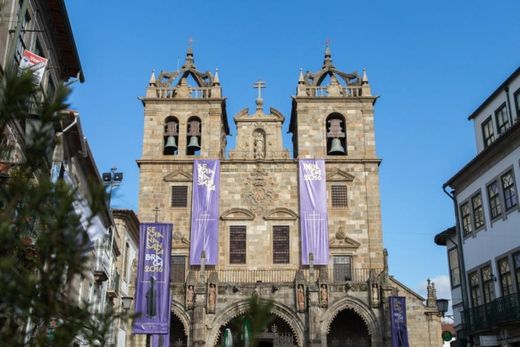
[0,70,126,346]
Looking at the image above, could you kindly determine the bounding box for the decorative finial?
[149,69,156,86]
[213,68,220,86]
[184,38,195,68]
[298,68,305,84]
[253,80,266,112]
[362,68,369,84]
[153,205,160,223]
[323,39,333,68]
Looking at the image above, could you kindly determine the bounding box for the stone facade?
[134,47,442,346]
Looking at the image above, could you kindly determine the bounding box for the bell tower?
[289,46,374,160]
[140,47,229,161]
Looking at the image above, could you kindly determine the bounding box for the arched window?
[186,116,201,155]
[326,113,347,156]
[252,128,266,159]
[163,116,179,155]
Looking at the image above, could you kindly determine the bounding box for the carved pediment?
[264,208,298,220]
[172,231,190,249]
[221,208,255,221]
[326,169,355,182]
[330,228,361,249]
[163,170,192,182]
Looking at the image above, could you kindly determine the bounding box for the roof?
[467,66,520,120]
[44,0,84,82]
[444,119,520,190]
[434,226,456,246]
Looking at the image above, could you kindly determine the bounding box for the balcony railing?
[187,267,380,284]
[304,86,363,98]
[155,87,213,99]
[462,293,520,333]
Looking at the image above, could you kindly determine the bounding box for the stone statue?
[186,284,194,309]
[297,284,305,312]
[253,130,265,159]
[320,284,328,308]
[208,283,216,314]
[371,283,379,306]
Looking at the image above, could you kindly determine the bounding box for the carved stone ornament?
[243,165,276,214]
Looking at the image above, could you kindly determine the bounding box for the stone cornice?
[136,158,382,166]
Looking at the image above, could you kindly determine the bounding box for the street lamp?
[102,166,123,207]
[121,296,133,312]
[436,298,449,318]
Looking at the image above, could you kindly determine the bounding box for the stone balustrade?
[304,86,363,97]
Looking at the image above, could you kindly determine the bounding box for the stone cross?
[253,80,266,100]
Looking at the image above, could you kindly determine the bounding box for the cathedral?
[134,46,442,347]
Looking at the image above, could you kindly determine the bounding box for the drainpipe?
[442,185,469,339]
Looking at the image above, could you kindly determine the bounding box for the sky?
[65,0,520,301]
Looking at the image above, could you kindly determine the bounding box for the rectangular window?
[481,117,495,148]
[331,185,348,207]
[272,226,290,264]
[514,89,520,121]
[230,226,246,264]
[471,193,485,230]
[481,265,495,304]
[514,252,520,294]
[448,248,461,287]
[495,104,510,135]
[469,271,481,307]
[487,181,503,219]
[498,257,513,296]
[122,242,130,281]
[171,256,186,283]
[333,255,352,282]
[171,186,188,207]
[501,170,518,211]
[460,202,472,236]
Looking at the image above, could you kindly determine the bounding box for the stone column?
[307,283,322,347]
[191,284,207,347]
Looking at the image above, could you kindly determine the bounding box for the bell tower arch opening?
[186,116,201,156]
[164,116,179,155]
[326,113,346,156]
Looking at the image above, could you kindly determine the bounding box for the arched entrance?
[216,315,297,347]
[327,309,370,347]
[169,313,188,346]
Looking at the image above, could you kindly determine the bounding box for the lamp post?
[436,298,450,318]
[102,167,123,207]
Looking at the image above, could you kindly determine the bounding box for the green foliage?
[226,294,274,347]
[0,70,127,346]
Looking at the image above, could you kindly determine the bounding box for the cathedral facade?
[134,47,442,347]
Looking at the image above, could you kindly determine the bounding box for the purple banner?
[151,294,171,346]
[190,160,220,265]
[389,296,409,347]
[133,223,172,334]
[298,159,329,265]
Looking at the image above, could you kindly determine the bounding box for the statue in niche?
[297,284,305,312]
[371,283,379,306]
[208,283,216,314]
[320,284,328,308]
[253,130,265,159]
[186,284,194,309]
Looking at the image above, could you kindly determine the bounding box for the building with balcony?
[134,46,442,347]
[435,67,520,347]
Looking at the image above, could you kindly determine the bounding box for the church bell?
[328,138,345,155]
[187,136,201,151]
[164,136,177,151]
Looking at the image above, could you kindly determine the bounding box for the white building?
[435,67,520,347]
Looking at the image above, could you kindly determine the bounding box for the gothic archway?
[327,309,370,347]
[207,300,304,347]
[170,300,190,346]
[320,296,382,347]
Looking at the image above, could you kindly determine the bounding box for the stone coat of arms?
[243,165,276,214]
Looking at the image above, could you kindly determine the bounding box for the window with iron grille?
[171,186,188,207]
[471,193,484,230]
[123,242,130,281]
[469,271,480,307]
[171,256,186,283]
[331,185,348,207]
[481,116,495,148]
[481,265,495,304]
[230,226,246,264]
[514,252,520,293]
[460,202,472,236]
[501,170,518,211]
[448,248,460,287]
[514,88,520,120]
[495,104,510,135]
[273,226,289,264]
[498,257,513,296]
[487,181,502,219]
[333,255,352,282]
